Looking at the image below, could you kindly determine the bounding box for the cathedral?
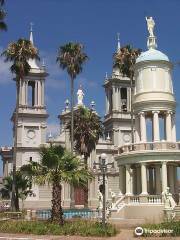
[1,18,180,223]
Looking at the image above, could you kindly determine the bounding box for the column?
[115,87,119,110]
[161,161,168,192]
[166,111,172,141]
[155,165,161,194]
[21,81,25,105]
[38,81,42,106]
[133,167,137,195]
[105,89,109,114]
[119,87,122,111]
[112,86,116,110]
[136,166,141,194]
[168,165,175,194]
[152,111,160,141]
[125,165,132,195]
[135,115,140,143]
[139,112,147,142]
[172,113,176,142]
[119,166,124,195]
[25,81,28,105]
[141,163,148,195]
[108,90,111,112]
[127,87,131,112]
[41,80,45,106]
[34,81,38,106]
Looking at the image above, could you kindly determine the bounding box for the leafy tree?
[56,42,88,153]
[67,106,104,206]
[21,145,93,225]
[0,171,33,211]
[113,45,141,144]
[2,39,40,211]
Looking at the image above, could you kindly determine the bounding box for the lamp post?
[93,153,114,228]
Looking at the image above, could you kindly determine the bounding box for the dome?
[136,48,169,63]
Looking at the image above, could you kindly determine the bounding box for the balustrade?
[119,141,180,154]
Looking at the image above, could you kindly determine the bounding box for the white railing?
[148,195,162,204]
[119,141,180,154]
[130,196,140,203]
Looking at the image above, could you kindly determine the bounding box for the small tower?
[116,17,180,204]
[11,26,49,201]
[103,34,132,146]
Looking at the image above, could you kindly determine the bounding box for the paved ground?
[0,229,180,240]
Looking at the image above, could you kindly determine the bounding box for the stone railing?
[130,196,140,203]
[118,141,180,154]
[148,195,162,204]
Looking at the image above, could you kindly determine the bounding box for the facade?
[0,20,180,222]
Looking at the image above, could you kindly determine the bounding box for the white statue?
[97,190,103,210]
[162,187,176,209]
[109,189,116,209]
[146,16,155,37]
[77,85,84,105]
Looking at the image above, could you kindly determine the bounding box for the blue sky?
[0,0,180,174]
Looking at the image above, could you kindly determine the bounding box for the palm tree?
[2,39,40,211]
[0,171,33,211]
[113,45,141,145]
[0,0,7,32]
[56,42,88,153]
[67,106,104,206]
[21,145,93,225]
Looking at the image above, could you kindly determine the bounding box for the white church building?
[1,18,180,222]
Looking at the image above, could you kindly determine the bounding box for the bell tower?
[12,27,49,202]
[103,35,132,147]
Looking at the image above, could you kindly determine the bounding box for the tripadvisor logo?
[135,227,143,236]
[135,226,173,236]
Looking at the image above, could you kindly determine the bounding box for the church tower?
[11,27,49,204]
[103,35,132,147]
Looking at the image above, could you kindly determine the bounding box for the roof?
[136,48,169,63]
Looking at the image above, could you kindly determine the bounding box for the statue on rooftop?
[146,16,155,37]
[77,85,84,105]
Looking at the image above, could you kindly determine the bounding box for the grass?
[0,219,118,237]
[142,220,180,237]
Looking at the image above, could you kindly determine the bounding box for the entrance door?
[74,187,85,205]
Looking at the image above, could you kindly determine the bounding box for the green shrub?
[0,220,118,237]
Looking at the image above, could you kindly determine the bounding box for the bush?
[142,221,180,237]
[0,220,118,237]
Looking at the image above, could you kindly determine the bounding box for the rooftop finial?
[117,32,121,52]
[145,17,157,49]
[30,22,34,45]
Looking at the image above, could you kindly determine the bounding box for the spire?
[30,22,34,45]
[117,33,121,52]
[28,22,40,69]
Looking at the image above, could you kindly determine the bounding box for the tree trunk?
[11,80,20,211]
[51,181,64,225]
[70,76,74,153]
[70,76,75,208]
[84,155,88,208]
